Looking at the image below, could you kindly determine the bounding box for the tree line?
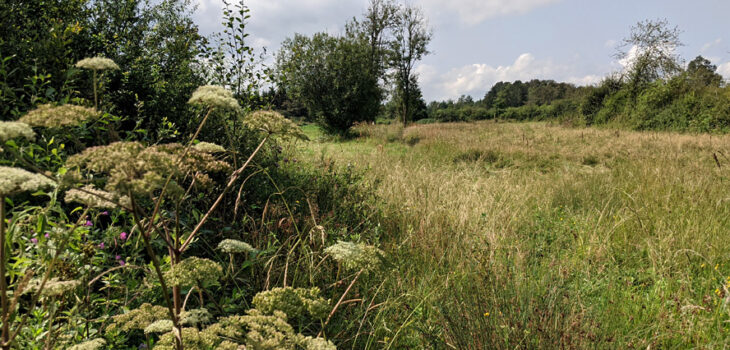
[425,19,730,132]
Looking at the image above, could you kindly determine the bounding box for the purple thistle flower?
[30,238,38,244]
[98,242,105,249]
[118,260,126,266]
[120,231,128,240]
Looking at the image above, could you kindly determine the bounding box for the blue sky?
[193,0,730,101]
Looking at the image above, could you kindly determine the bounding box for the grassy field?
[296,121,730,349]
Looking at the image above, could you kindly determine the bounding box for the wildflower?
[144,319,173,334]
[0,121,35,142]
[484,312,490,317]
[120,231,128,240]
[188,85,240,111]
[193,142,226,154]
[243,110,308,140]
[30,238,38,244]
[163,257,223,288]
[115,255,121,261]
[252,287,330,320]
[44,233,50,238]
[19,104,100,128]
[108,303,169,332]
[26,278,81,297]
[85,220,93,227]
[68,338,106,350]
[715,264,720,270]
[66,185,131,209]
[119,260,126,266]
[0,166,56,197]
[98,242,104,249]
[100,211,109,216]
[324,240,384,271]
[66,141,230,197]
[217,239,257,254]
[181,308,212,326]
[75,57,119,71]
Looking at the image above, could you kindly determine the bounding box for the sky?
[192,0,730,102]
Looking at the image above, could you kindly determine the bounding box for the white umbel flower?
[0,167,56,196]
[75,57,119,71]
[0,121,35,142]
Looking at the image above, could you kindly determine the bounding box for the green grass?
[296,121,730,349]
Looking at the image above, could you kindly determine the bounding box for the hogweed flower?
[75,57,119,71]
[217,239,257,254]
[66,141,230,197]
[108,303,169,332]
[193,141,226,154]
[324,240,384,272]
[65,185,131,209]
[181,308,212,326]
[19,104,100,128]
[144,319,173,334]
[26,278,81,297]
[163,257,223,288]
[67,338,106,350]
[243,110,308,140]
[252,287,329,320]
[0,166,56,197]
[0,121,35,142]
[188,85,240,111]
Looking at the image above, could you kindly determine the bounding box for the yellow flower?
[701,263,706,268]
[483,312,490,317]
[715,264,720,271]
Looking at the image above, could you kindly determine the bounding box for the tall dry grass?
[302,121,730,348]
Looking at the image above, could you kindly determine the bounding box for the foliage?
[276,32,381,134]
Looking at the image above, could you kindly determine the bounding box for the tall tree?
[686,55,723,87]
[276,32,381,133]
[388,4,431,125]
[359,0,399,79]
[616,19,684,94]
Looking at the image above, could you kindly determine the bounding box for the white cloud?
[718,62,730,79]
[417,53,602,101]
[701,38,722,53]
[421,0,561,25]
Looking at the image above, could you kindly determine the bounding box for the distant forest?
[423,54,729,132]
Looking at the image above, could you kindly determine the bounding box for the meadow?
[297,121,730,348]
